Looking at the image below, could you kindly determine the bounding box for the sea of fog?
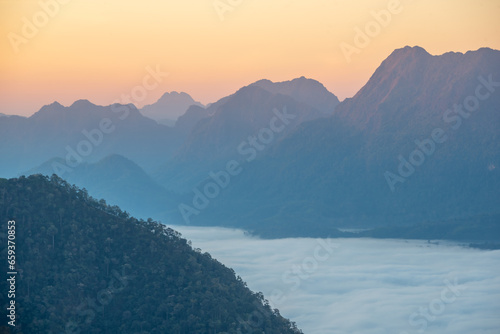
[170,225,500,334]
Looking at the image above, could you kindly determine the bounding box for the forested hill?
[0,175,302,334]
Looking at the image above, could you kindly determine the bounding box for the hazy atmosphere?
[1,0,499,115]
[1,0,499,333]
[174,225,500,334]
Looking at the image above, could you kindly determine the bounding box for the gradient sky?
[1,0,499,116]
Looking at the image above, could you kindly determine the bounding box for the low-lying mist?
[171,225,500,334]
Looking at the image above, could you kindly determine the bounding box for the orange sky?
[1,0,499,116]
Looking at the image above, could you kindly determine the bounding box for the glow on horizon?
[0,0,499,116]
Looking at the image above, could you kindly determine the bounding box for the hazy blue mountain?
[183,46,500,236]
[176,85,325,162]
[1,78,338,184]
[154,85,327,192]
[335,46,500,134]
[359,213,500,247]
[251,76,340,114]
[25,154,177,220]
[140,91,204,126]
[0,175,302,333]
[0,112,19,118]
[0,100,182,178]
[3,48,498,241]
[173,104,210,137]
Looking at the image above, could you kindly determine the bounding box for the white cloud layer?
[170,225,500,334]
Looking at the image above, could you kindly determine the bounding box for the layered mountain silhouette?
[0,100,183,178]
[154,84,330,192]
[25,154,177,221]
[251,76,340,114]
[140,91,204,126]
[3,46,499,241]
[192,46,500,236]
[173,104,211,139]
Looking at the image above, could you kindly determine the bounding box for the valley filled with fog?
[2,1,499,332]
[173,225,500,334]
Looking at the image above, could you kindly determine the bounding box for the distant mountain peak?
[174,104,208,131]
[98,153,131,163]
[292,75,310,82]
[95,154,144,171]
[235,83,272,96]
[70,99,96,109]
[250,76,340,114]
[111,102,138,110]
[397,45,429,53]
[47,101,64,108]
[385,45,431,63]
[140,91,204,124]
[157,91,189,101]
[336,46,500,130]
[31,101,67,119]
[475,47,496,53]
[388,46,499,62]
[253,79,273,85]
[252,76,324,88]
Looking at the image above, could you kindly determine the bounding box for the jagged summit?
[30,101,67,119]
[390,45,430,56]
[250,76,340,114]
[140,91,204,125]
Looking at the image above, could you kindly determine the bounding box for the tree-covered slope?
[0,175,302,334]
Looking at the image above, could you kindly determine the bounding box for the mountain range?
[0,100,183,178]
[193,46,500,236]
[251,76,339,114]
[140,91,204,126]
[2,46,499,243]
[25,154,177,220]
[154,79,332,192]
